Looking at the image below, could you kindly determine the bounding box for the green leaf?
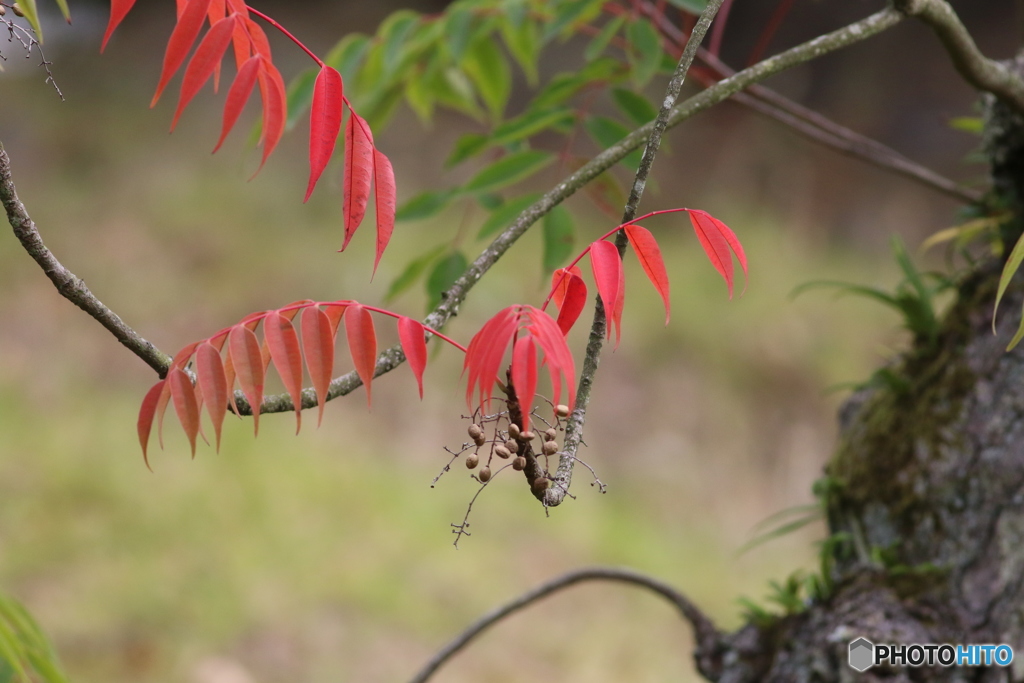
[0,593,69,683]
[666,0,709,13]
[477,193,541,239]
[395,190,457,222]
[325,34,371,85]
[542,0,603,42]
[529,58,624,110]
[405,57,440,124]
[612,88,658,125]
[584,15,625,62]
[491,107,574,147]
[462,36,512,122]
[431,66,486,121]
[995,230,1024,348]
[949,116,984,135]
[426,251,469,311]
[444,7,477,63]
[626,18,663,87]
[500,13,541,84]
[585,116,643,168]
[463,150,554,194]
[17,0,43,42]
[542,205,575,273]
[51,0,70,23]
[285,67,320,132]
[476,193,504,211]
[386,244,448,302]
[379,10,422,78]
[446,134,490,167]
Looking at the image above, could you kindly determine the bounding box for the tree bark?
[693,63,1024,683]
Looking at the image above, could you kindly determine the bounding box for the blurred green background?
[0,1,1016,681]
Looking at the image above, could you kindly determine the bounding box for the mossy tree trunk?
[691,63,1024,683]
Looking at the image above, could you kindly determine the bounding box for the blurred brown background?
[0,1,1016,682]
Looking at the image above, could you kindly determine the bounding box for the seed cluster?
[457,403,572,491]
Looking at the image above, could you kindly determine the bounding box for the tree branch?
[184,5,908,417]
[540,5,904,506]
[542,0,723,506]
[0,141,172,376]
[695,49,983,205]
[895,0,1024,115]
[3,7,905,419]
[406,566,722,683]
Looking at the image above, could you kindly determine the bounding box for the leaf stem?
[246,6,324,67]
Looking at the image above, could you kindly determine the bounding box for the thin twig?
[544,0,725,507]
[407,566,722,683]
[895,0,1024,116]
[641,2,982,205]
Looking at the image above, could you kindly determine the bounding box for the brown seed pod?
[544,428,558,442]
[519,430,536,442]
[12,3,24,17]
[512,456,526,471]
[465,453,479,469]
[531,477,550,492]
[542,440,559,456]
[0,6,7,16]
[508,423,521,439]
[478,466,492,482]
[504,439,519,454]
[473,434,487,447]
[495,445,511,459]
[555,404,570,418]
[468,424,483,440]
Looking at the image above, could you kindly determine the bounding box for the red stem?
[541,208,691,310]
[246,6,323,67]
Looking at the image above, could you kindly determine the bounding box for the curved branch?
[896,0,1024,115]
[541,5,904,506]
[234,5,905,418]
[0,141,172,376]
[3,7,905,417]
[407,566,722,683]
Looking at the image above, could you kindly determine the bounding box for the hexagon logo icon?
[849,637,874,672]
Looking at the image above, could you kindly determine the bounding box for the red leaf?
[525,306,576,409]
[372,149,396,276]
[150,0,213,106]
[625,224,670,324]
[688,209,747,298]
[229,17,250,69]
[265,311,305,433]
[511,334,538,432]
[195,341,229,451]
[398,316,428,399]
[244,16,270,59]
[324,303,348,337]
[464,306,518,412]
[305,66,344,202]
[588,239,621,338]
[612,247,626,348]
[207,0,226,91]
[550,267,587,336]
[341,112,374,251]
[252,59,287,177]
[212,55,261,153]
[300,306,335,427]
[229,324,265,435]
[102,0,138,52]
[137,379,165,469]
[345,304,377,406]
[170,14,238,131]
[169,367,201,457]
